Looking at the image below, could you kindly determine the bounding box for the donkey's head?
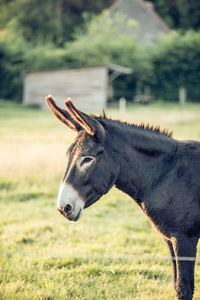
[46,95,118,222]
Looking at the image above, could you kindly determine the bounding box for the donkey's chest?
[140,202,174,239]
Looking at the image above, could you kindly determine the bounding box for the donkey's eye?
[80,156,94,167]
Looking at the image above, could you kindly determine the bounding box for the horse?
[46,95,200,300]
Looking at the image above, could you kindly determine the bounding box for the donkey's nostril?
[64,204,72,213]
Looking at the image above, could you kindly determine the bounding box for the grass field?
[1,100,200,299]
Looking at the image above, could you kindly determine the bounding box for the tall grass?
[0,100,200,299]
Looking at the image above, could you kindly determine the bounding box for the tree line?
[0,0,200,102]
[0,0,200,46]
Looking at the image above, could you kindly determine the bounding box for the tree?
[149,0,200,30]
[152,31,200,101]
[0,0,114,46]
[65,13,153,100]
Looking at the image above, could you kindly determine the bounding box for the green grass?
[1,100,200,299]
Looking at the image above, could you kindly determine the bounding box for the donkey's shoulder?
[178,140,200,154]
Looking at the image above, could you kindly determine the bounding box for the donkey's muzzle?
[57,182,84,221]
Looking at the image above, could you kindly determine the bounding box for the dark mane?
[133,122,173,138]
[93,114,173,138]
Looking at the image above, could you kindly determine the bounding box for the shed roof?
[109,0,170,45]
[107,63,132,74]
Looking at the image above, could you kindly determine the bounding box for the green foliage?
[0,0,114,46]
[0,40,25,101]
[24,46,70,72]
[0,2,200,103]
[149,0,200,30]
[66,13,147,69]
[152,30,200,101]
[65,13,153,100]
[0,30,71,100]
[0,12,153,101]
[1,0,199,46]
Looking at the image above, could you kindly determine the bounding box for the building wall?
[23,66,108,111]
[109,0,170,45]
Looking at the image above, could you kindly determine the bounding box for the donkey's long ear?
[65,98,105,142]
[46,95,81,131]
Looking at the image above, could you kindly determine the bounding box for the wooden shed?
[23,65,131,110]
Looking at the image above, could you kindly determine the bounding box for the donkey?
[46,95,200,300]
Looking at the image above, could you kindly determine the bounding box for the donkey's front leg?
[172,237,198,300]
[164,239,177,288]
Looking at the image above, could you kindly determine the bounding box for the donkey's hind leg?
[172,237,198,300]
[165,239,177,288]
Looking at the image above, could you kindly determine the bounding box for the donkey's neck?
[104,119,177,205]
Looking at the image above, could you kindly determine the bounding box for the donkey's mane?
[93,113,173,138]
[131,122,173,138]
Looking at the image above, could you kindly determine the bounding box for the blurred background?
[1,0,200,106]
[1,1,200,299]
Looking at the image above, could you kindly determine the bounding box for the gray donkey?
[46,95,200,300]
